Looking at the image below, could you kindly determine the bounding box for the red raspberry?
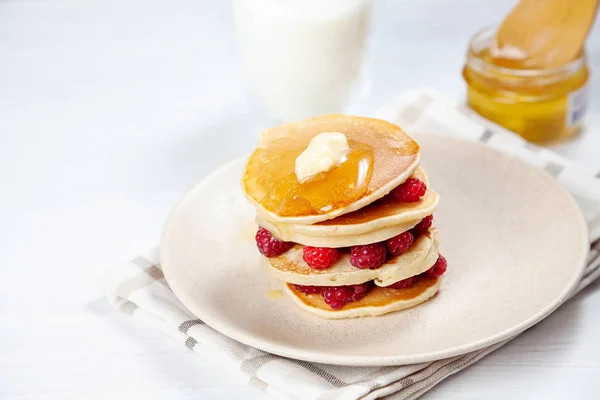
[385,231,414,256]
[350,243,387,269]
[334,287,351,301]
[255,227,292,257]
[321,283,370,309]
[292,284,322,295]
[350,282,369,302]
[426,255,447,278]
[392,178,427,202]
[387,276,416,289]
[410,215,433,237]
[322,287,344,309]
[303,246,338,269]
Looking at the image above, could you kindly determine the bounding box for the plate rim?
[160,134,589,366]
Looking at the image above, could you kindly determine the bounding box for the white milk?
[233,0,372,122]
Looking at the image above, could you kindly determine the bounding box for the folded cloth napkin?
[105,88,600,400]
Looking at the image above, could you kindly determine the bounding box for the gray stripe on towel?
[290,359,348,388]
[480,129,495,142]
[178,319,204,334]
[185,337,198,350]
[240,354,278,376]
[131,256,169,288]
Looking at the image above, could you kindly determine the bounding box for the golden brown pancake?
[284,275,441,319]
[242,115,421,225]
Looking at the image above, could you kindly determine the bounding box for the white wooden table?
[1,0,599,399]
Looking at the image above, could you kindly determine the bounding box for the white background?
[1,0,600,399]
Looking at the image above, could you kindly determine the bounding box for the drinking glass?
[233,0,373,122]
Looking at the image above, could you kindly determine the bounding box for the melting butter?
[294,132,350,183]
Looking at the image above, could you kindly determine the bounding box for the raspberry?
[386,231,414,256]
[255,227,292,257]
[303,246,338,269]
[350,282,369,302]
[410,215,433,237]
[321,283,370,309]
[387,276,416,289]
[322,287,344,309]
[292,284,322,295]
[334,287,350,301]
[350,243,387,269]
[392,178,427,202]
[426,255,447,278]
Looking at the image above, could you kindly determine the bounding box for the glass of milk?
[233,0,373,122]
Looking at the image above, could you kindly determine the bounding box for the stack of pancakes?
[242,115,446,319]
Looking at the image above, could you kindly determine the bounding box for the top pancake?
[242,115,421,225]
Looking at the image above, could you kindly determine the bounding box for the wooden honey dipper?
[491,0,599,69]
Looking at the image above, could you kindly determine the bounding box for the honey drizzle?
[265,290,283,300]
[263,146,374,216]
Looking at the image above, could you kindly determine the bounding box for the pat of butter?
[295,132,350,182]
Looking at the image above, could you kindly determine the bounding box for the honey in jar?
[463,26,590,143]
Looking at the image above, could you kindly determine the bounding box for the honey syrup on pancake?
[263,146,374,217]
[243,115,419,217]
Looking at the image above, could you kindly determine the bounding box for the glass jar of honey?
[463,26,590,143]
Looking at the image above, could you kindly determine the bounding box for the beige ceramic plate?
[160,134,588,366]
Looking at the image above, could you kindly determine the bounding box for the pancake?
[257,168,438,247]
[242,115,421,225]
[284,275,441,319]
[264,230,439,287]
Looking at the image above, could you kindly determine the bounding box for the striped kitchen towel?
[105,88,600,400]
